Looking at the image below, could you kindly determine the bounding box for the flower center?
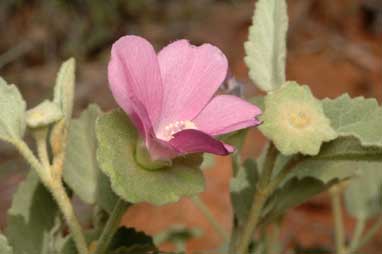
[289,111,311,129]
[158,120,197,141]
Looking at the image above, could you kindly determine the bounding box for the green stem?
[352,216,382,253]
[330,186,345,254]
[349,217,365,252]
[94,199,130,254]
[14,140,88,254]
[235,190,267,254]
[234,143,279,254]
[190,196,229,242]
[51,182,89,254]
[258,143,278,190]
[233,151,303,254]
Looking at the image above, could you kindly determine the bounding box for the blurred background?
[0,0,382,253]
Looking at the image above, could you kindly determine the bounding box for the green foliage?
[6,171,59,254]
[53,58,76,124]
[260,82,337,156]
[0,234,13,254]
[96,110,204,205]
[63,105,117,212]
[244,0,288,92]
[262,177,335,224]
[344,165,382,220]
[0,77,26,143]
[26,100,63,128]
[323,94,382,148]
[230,159,259,224]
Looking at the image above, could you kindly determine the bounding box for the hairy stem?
[191,195,229,242]
[94,199,130,254]
[51,181,89,254]
[330,186,346,254]
[234,143,279,254]
[14,140,88,254]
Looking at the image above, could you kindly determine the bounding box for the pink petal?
[193,95,261,136]
[108,35,163,133]
[156,40,228,132]
[169,129,230,155]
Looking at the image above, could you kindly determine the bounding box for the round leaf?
[96,110,204,205]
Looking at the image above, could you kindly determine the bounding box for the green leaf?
[261,177,336,225]
[260,82,337,156]
[0,77,26,143]
[230,159,259,224]
[344,164,382,219]
[53,58,76,123]
[286,138,382,184]
[63,104,117,212]
[323,94,382,147]
[0,234,12,254]
[96,110,204,205]
[108,227,158,254]
[26,100,63,128]
[6,171,59,254]
[244,0,288,92]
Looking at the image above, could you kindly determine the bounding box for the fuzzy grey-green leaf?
[0,78,26,143]
[6,171,58,254]
[344,165,382,219]
[53,58,76,123]
[0,234,13,254]
[323,94,382,147]
[96,110,204,205]
[63,104,117,212]
[244,0,288,92]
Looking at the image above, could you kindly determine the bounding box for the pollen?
[159,120,197,141]
[288,111,311,129]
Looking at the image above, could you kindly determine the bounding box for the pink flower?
[108,35,261,160]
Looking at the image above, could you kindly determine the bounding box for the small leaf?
[53,58,76,123]
[323,94,382,147]
[26,100,63,128]
[0,77,26,143]
[230,159,259,224]
[244,0,288,92]
[260,82,337,156]
[63,104,117,212]
[6,171,59,254]
[0,234,13,254]
[96,110,204,205]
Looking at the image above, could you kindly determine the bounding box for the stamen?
[158,120,197,141]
